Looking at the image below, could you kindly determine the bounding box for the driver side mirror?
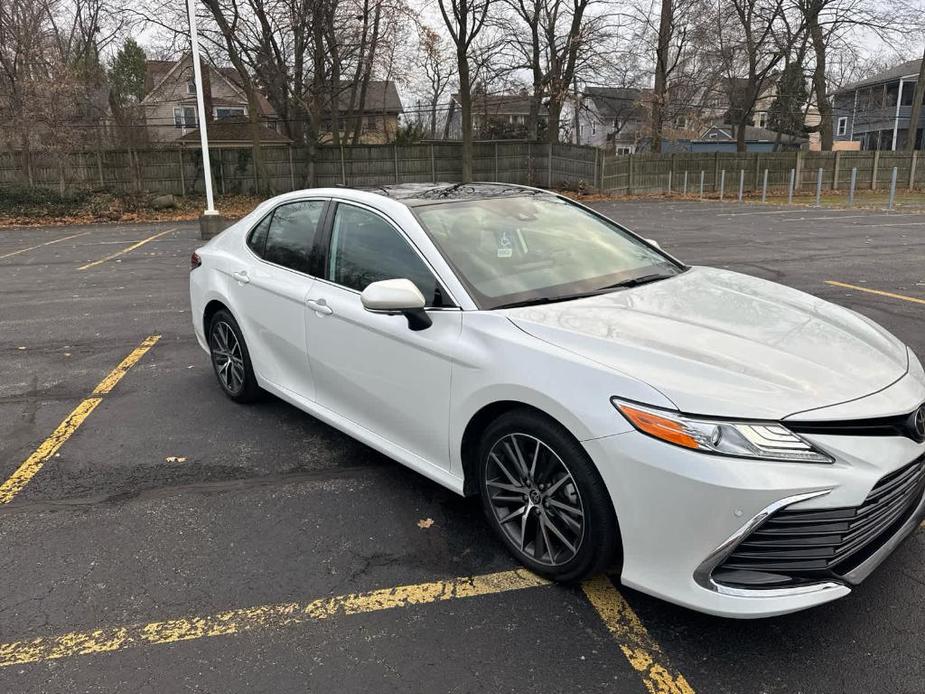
[361,278,432,331]
[645,238,661,249]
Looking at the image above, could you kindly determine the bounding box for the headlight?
[612,399,833,463]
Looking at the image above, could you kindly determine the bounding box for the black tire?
[477,409,619,582]
[208,308,261,403]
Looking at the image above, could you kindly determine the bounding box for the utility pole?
[187,0,224,239]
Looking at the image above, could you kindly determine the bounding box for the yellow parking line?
[0,335,160,504]
[826,281,925,306]
[0,231,91,260]
[582,575,695,694]
[0,569,549,667]
[78,228,177,270]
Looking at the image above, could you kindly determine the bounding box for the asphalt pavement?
[0,199,922,693]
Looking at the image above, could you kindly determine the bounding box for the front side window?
[261,200,326,273]
[216,106,246,120]
[414,195,682,309]
[327,204,442,305]
[837,116,848,136]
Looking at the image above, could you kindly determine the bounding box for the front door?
[304,202,460,469]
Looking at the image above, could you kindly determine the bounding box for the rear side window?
[261,200,326,274]
[247,213,272,255]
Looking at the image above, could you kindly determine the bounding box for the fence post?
[431,144,436,183]
[738,169,744,203]
[683,170,688,195]
[339,143,347,185]
[815,167,823,207]
[754,153,760,192]
[252,144,259,193]
[494,142,499,180]
[762,168,768,203]
[669,153,675,194]
[96,151,104,187]
[719,169,725,200]
[833,151,841,191]
[547,142,553,188]
[699,170,704,199]
[713,152,719,191]
[909,151,918,191]
[528,143,533,185]
[787,168,795,205]
[593,147,599,190]
[288,146,295,191]
[794,150,803,192]
[888,167,898,210]
[871,149,880,190]
[178,149,186,196]
[628,153,634,195]
[849,167,857,207]
[218,149,225,195]
[394,144,400,184]
[601,152,607,193]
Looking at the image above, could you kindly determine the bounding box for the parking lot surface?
[0,200,922,693]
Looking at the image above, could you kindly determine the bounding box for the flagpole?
[186,0,224,238]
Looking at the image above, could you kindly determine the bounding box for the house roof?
[142,56,277,119]
[836,59,922,93]
[697,124,807,144]
[177,117,291,146]
[451,93,546,116]
[332,81,403,114]
[583,87,645,119]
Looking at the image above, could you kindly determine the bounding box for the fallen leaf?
[165,456,188,464]
[417,518,434,529]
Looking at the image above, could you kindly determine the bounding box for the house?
[690,124,807,152]
[140,54,279,144]
[832,59,924,150]
[445,93,548,140]
[320,81,404,144]
[574,88,648,152]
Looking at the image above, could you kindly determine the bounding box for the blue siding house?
[833,59,924,150]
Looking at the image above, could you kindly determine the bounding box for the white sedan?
[190,183,925,618]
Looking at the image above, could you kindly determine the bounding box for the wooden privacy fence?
[0,143,922,197]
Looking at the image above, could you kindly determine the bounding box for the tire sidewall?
[208,309,259,402]
[477,410,618,582]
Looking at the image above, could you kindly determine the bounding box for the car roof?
[355,182,553,207]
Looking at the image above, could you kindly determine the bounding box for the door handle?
[306,298,334,316]
[232,270,250,284]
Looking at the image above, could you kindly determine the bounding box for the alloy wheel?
[484,433,585,567]
[211,321,245,394]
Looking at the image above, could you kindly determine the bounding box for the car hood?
[502,267,909,420]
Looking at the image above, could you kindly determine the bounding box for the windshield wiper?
[493,291,602,310]
[596,272,676,291]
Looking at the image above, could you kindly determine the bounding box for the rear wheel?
[208,309,260,403]
[477,409,619,582]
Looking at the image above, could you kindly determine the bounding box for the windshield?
[413,195,684,309]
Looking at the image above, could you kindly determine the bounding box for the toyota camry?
[189,183,925,618]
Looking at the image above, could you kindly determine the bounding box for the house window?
[615,146,632,155]
[754,112,767,128]
[837,116,848,137]
[612,118,620,128]
[591,123,596,135]
[174,106,197,129]
[186,80,196,95]
[215,107,246,120]
[673,115,688,129]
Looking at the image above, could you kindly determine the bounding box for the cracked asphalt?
[0,199,922,693]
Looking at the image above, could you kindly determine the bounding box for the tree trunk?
[651,0,673,154]
[905,45,925,152]
[807,7,832,151]
[459,52,473,182]
[736,121,747,152]
[546,95,562,144]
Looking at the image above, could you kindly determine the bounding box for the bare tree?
[418,24,456,138]
[906,42,925,152]
[437,0,491,180]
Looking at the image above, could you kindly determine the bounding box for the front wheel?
[477,410,619,582]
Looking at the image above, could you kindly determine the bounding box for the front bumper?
[583,430,925,618]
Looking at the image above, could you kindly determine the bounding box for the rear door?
[228,199,327,399]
